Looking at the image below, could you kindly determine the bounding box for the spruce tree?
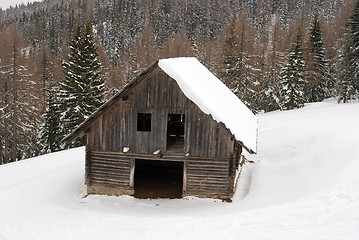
[337,0,359,102]
[349,0,359,93]
[280,29,307,110]
[260,14,283,112]
[219,18,258,112]
[39,86,62,153]
[58,23,105,146]
[220,18,241,92]
[37,43,63,154]
[306,14,328,102]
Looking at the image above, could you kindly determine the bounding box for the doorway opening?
[134,159,183,199]
[166,113,185,152]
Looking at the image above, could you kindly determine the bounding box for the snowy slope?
[0,99,358,240]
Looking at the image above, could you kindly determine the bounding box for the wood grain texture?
[79,64,244,199]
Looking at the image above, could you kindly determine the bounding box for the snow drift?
[0,99,358,240]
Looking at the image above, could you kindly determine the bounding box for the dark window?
[137,113,151,132]
[167,114,185,151]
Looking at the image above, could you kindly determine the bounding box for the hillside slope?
[0,99,358,240]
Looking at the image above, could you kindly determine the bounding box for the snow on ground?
[0,99,358,240]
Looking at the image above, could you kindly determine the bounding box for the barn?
[64,57,257,200]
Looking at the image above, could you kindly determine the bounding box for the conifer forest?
[0,0,358,164]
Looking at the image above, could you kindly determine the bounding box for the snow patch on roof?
[158,57,257,153]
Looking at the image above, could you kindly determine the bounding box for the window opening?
[167,114,185,152]
[137,113,151,132]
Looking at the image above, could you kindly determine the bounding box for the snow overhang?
[159,57,257,154]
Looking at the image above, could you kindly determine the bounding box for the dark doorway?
[166,114,185,152]
[134,159,184,199]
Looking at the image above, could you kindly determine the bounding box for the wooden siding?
[86,150,239,198]
[87,67,235,159]
[88,151,132,189]
[185,159,230,196]
[82,64,243,199]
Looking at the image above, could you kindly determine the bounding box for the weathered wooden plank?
[91,166,130,173]
[90,179,129,188]
[186,186,228,193]
[92,172,129,180]
[186,175,229,180]
[186,185,228,191]
[187,182,228,188]
[187,164,228,169]
[90,174,129,181]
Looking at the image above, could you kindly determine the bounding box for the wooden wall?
[87,67,235,158]
[84,65,242,199]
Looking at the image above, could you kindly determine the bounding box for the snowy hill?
[0,99,358,240]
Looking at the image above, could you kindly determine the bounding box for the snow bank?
[0,100,358,240]
[159,57,257,153]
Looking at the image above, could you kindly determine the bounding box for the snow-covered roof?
[64,57,257,153]
[159,57,257,154]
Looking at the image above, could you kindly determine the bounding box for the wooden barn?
[64,57,257,200]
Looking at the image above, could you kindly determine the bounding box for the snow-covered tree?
[39,86,62,153]
[0,24,40,163]
[219,18,241,92]
[337,0,359,102]
[306,14,329,102]
[58,23,105,147]
[37,44,62,154]
[349,0,359,93]
[260,14,283,112]
[280,29,307,110]
[219,17,258,112]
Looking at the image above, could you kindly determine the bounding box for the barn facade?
[65,57,257,200]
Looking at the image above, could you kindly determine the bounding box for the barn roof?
[64,57,257,154]
[159,57,257,153]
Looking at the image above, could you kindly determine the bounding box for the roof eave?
[62,60,159,144]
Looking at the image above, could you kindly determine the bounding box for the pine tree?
[58,23,105,147]
[306,14,329,102]
[349,0,359,93]
[337,0,359,102]
[40,86,62,153]
[37,44,62,153]
[260,14,283,112]
[280,29,307,110]
[219,19,241,92]
[219,17,258,112]
[261,55,283,112]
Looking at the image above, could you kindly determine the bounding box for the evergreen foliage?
[39,87,62,153]
[260,14,282,112]
[280,29,307,110]
[337,0,359,102]
[0,0,358,164]
[58,23,105,147]
[37,45,63,154]
[306,14,329,102]
[260,59,282,112]
[349,0,359,93]
[219,18,259,112]
[220,19,241,92]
